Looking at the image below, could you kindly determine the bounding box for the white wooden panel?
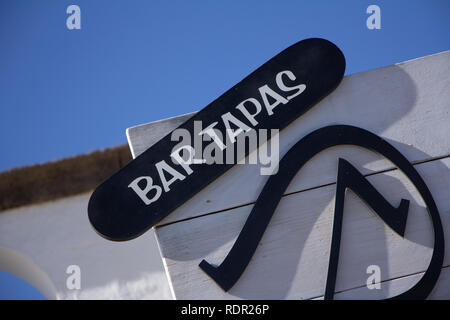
[127,50,450,226]
[126,112,195,159]
[155,157,450,299]
[314,266,450,300]
[0,193,172,300]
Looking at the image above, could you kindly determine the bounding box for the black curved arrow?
[199,125,444,300]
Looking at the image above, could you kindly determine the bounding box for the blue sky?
[0,0,449,299]
[0,271,45,300]
[0,1,449,172]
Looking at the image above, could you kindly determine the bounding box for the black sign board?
[88,38,346,241]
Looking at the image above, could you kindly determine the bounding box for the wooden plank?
[126,112,195,159]
[154,157,450,299]
[127,51,450,226]
[314,265,450,300]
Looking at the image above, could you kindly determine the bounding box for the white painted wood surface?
[319,266,450,300]
[155,157,449,299]
[127,51,450,299]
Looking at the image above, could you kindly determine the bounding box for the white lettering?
[128,176,162,205]
[258,84,288,116]
[155,160,186,192]
[236,98,262,126]
[276,70,306,100]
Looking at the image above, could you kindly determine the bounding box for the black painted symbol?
[199,125,444,299]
